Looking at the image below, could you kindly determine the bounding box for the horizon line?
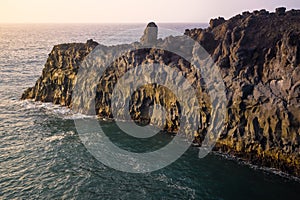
[0,22,208,24]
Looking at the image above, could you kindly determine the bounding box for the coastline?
[21,8,300,177]
[20,98,300,181]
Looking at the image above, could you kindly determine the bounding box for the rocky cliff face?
[185,8,300,176]
[22,8,300,177]
[21,39,99,105]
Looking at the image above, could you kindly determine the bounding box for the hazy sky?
[0,0,299,23]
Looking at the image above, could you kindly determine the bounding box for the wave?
[18,100,300,182]
[19,100,97,120]
[211,151,300,182]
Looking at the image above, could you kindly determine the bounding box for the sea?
[0,23,299,199]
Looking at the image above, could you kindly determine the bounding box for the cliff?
[22,8,300,177]
[185,8,300,176]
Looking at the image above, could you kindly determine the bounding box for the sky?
[0,0,299,23]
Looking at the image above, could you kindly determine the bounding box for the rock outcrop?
[140,22,158,45]
[22,10,300,177]
[21,39,99,105]
[185,8,300,176]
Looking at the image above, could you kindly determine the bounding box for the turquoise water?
[0,24,299,199]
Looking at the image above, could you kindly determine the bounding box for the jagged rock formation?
[22,9,300,177]
[140,22,158,45]
[21,39,99,105]
[185,8,300,176]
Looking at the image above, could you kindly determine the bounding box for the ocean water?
[0,23,299,199]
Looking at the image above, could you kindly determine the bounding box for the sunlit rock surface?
[22,9,300,177]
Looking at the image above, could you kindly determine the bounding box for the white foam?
[20,100,97,120]
[212,151,300,182]
[155,173,195,198]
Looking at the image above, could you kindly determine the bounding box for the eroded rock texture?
[22,10,300,176]
[21,39,99,105]
[185,8,300,176]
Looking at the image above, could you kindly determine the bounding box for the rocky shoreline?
[22,8,300,177]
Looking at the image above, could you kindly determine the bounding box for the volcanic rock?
[22,8,300,177]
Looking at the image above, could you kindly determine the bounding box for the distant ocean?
[0,23,299,199]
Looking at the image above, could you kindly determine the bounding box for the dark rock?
[21,40,99,106]
[22,9,300,177]
[259,9,269,15]
[276,7,286,16]
[242,11,250,16]
[253,10,259,15]
[140,22,158,45]
[209,17,226,29]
